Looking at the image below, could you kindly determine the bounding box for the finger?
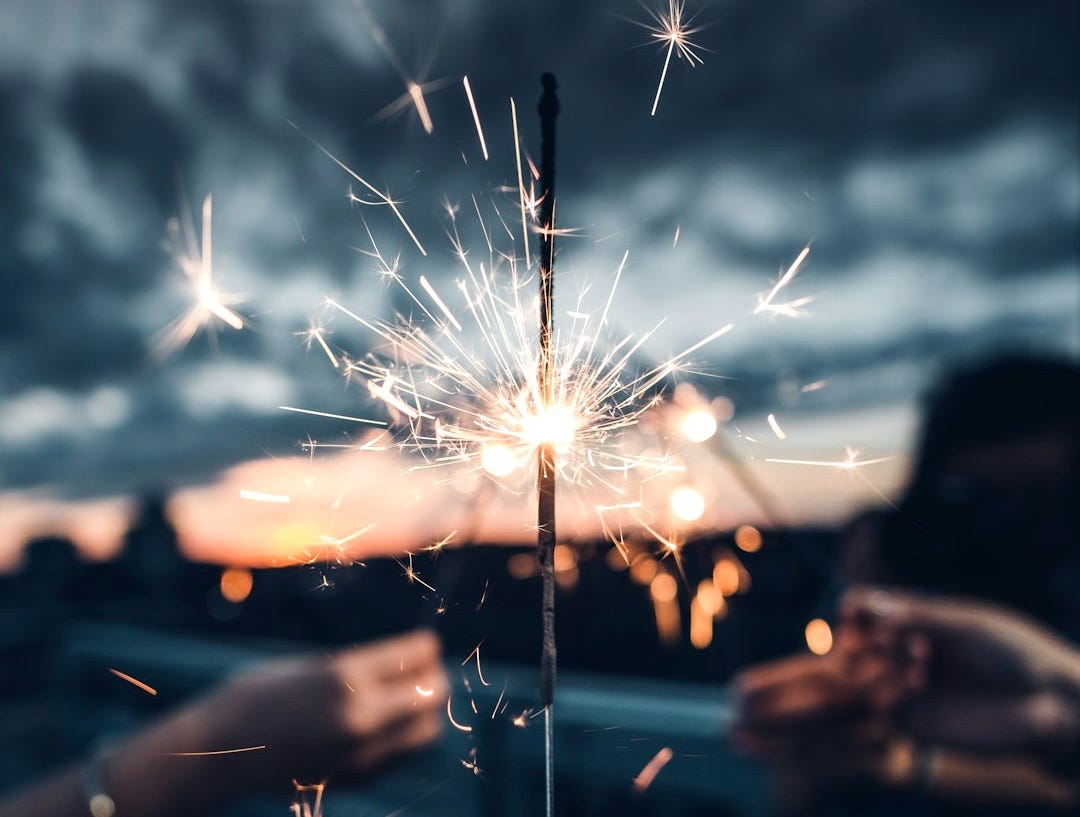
[342,665,448,737]
[736,672,869,730]
[734,653,840,700]
[334,630,442,681]
[902,691,1078,755]
[348,709,443,773]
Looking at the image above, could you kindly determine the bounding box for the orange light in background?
[605,546,629,571]
[220,567,253,604]
[554,544,577,572]
[696,579,725,617]
[507,552,537,579]
[690,595,712,649]
[480,444,517,477]
[650,572,681,646]
[734,524,763,553]
[554,544,580,589]
[681,409,717,443]
[805,618,833,655]
[713,559,740,596]
[650,572,678,603]
[629,555,659,585]
[670,486,705,522]
[711,396,735,422]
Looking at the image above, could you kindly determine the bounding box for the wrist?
[106,688,245,816]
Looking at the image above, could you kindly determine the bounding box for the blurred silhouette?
[734,354,1080,816]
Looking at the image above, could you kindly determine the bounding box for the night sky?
[1,0,1077,511]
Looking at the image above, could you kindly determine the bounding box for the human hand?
[199,629,449,791]
[838,587,1080,759]
[731,651,916,786]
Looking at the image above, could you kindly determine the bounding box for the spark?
[446,693,473,732]
[510,98,531,266]
[300,326,340,369]
[415,685,435,697]
[633,746,674,792]
[155,193,245,358]
[423,530,458,553]
[463,642,491,687]
[109,668,157,696]
[239,489,291,504]
[291,782,325,817]
[460,753,483,776]
[290,123,427,255]
[164,746,267,757]
[754,244,815,318]
[322,211,734,537]
[672,224,681,247]
[397,553,437,593]
[766,413,787,440]
[766,446,894,470]
[278,406,386,426]
[491,682,507,719]
[317,523,377,548]
[800,379,827,393]
[475,578,490,610]
[636,1,707,116]
[462,76,489,160]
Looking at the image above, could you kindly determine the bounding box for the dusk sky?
[1,0,1077,562]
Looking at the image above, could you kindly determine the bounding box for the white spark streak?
[462,76,489,160]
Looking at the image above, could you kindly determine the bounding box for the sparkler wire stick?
[536,71,559,817]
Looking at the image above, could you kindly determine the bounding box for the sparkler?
[536,72,559,817]
[298,68,738,816]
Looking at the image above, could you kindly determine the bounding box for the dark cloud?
[0,0,1076,498]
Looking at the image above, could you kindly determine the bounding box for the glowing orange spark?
[164,746,267,757]
[633,746,674,792]
[109,668,157,696]
[447,693,473,732]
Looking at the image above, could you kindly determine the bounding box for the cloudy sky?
[0,0,1076,547]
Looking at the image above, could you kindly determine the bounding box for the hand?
[839,587,1080,759]
[732,652,916,787]
[207,629,449,789]
[0,630,449,817]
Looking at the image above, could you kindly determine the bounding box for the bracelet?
[80,748,117,817]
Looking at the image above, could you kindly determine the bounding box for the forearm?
[0,691,240,817]
[928,751,1077,812]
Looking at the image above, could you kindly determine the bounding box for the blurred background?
[0,0,1077,815]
